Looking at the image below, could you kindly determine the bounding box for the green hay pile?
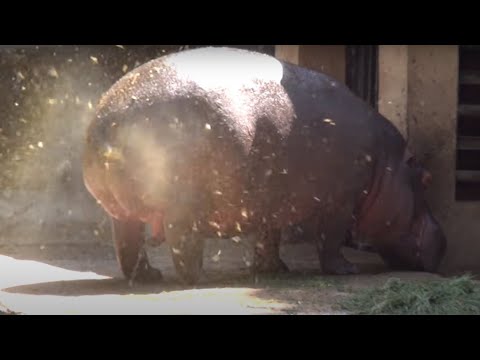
[339,275,480,315]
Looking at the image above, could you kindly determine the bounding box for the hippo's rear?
[83,47,446,284]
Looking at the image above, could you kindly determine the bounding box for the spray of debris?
[0,45,182,246]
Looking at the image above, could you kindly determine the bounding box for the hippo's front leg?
[111,218,163,283]
[316,203,359,275]
[253,225,289,274]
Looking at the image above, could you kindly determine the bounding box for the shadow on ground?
[0,240,442,315]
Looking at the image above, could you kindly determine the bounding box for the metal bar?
[457,136,480,150]
[456,170,480,183]
[458,104,480,117]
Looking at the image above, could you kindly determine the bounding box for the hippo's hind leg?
[316,203,359,275]
[111,218,163,283]
[253,225,289,274]
[163,213,205,285]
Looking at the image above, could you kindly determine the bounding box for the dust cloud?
[0,45,181,247]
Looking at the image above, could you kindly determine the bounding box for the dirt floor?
[0,237,445,315]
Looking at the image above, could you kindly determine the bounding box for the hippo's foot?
[111,218,164,284]
[253,257,290,274]
[164,212,205,286]
[322,256,359,275]
[172,252,204,286]
[169,239,205,286]
[253,227,288,274]
[315,201,359,275]
[129,263,164,283]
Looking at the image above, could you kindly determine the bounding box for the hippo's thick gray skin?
[83,47,446,284]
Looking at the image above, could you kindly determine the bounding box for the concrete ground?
[0,238,443,315]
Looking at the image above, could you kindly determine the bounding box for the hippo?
[83,46,446,285]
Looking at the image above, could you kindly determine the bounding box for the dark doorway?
[345,45,379,109]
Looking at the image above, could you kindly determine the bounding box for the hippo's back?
[95,47,284,116]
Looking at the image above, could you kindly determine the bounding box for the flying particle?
[232,236,241,244]
[212,250,222,262]
[48,67,59,78]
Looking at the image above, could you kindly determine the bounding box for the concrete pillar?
[378,45,409,138]
[407,46,458,207]
[275,45,346,83]
[379,45,462,273]
[299,45,346,83]
[405,46,463,273]
[275,45,299,65]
